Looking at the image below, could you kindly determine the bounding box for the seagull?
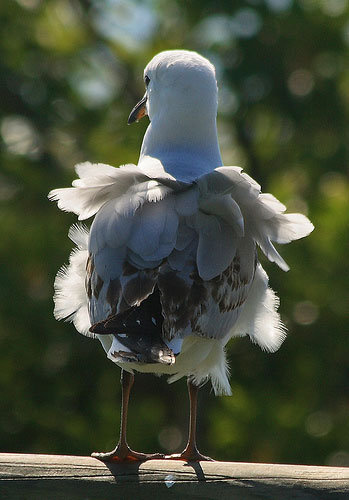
[49,50,314,462]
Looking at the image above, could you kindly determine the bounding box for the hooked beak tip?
[128,94,147,124]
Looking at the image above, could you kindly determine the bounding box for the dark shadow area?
[184,460,207,482]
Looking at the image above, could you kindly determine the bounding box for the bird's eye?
[144,75,150,87]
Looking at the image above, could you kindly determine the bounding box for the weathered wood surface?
[0,453,348,499]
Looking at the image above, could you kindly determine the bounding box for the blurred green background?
[0,0,348,466]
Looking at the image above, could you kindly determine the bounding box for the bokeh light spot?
[314,52,342,79]
[305,411,333,438]
[193,15,233,47]
[91,0,158,51]
[1,115,41,157]
[218,86,239,115]
[287,69,314,97]
[15,0,41,9]
[320,0,348,18]
[293,301,319,325]
[232,8,262,38]
[326,451,349,466]
[319,172,347,199]
[242,74,271,102]
[158,426,183,452]
[266,0,293,12]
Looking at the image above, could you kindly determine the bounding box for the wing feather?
[51,160,313,362]
[196,213,237,281]
[200,166,314,271]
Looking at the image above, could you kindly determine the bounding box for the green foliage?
[0,0,348,466]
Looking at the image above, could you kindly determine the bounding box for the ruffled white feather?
[50,159,313,393]
[53,224,92,337]
[231,264,287,353]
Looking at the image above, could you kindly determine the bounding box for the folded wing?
[50,160,313,358]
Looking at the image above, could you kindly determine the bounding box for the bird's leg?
[166,378,214,461]
[91,369,164,462]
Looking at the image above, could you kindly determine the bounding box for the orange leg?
[91,369,164,462]
[166,379,214,461]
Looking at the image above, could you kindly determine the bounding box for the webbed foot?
[91,444,164,463]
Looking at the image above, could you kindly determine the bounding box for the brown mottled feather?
[87,234,257,356]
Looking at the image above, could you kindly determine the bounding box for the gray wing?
[87,180,257,351]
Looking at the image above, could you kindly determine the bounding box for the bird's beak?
[128,93,147,124]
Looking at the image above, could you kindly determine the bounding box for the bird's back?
[50,160,313,393]
[85,170,257,363]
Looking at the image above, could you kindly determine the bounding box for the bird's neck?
[139,115,222,182]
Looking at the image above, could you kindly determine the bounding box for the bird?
[49,49,314,462]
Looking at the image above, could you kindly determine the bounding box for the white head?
[128,50,222,180]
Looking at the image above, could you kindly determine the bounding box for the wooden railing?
[0,453,348,499]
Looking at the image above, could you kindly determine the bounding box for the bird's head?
[128,50,218,128]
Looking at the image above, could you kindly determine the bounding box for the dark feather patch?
[123,269,157,307]
[90,288,175,365]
